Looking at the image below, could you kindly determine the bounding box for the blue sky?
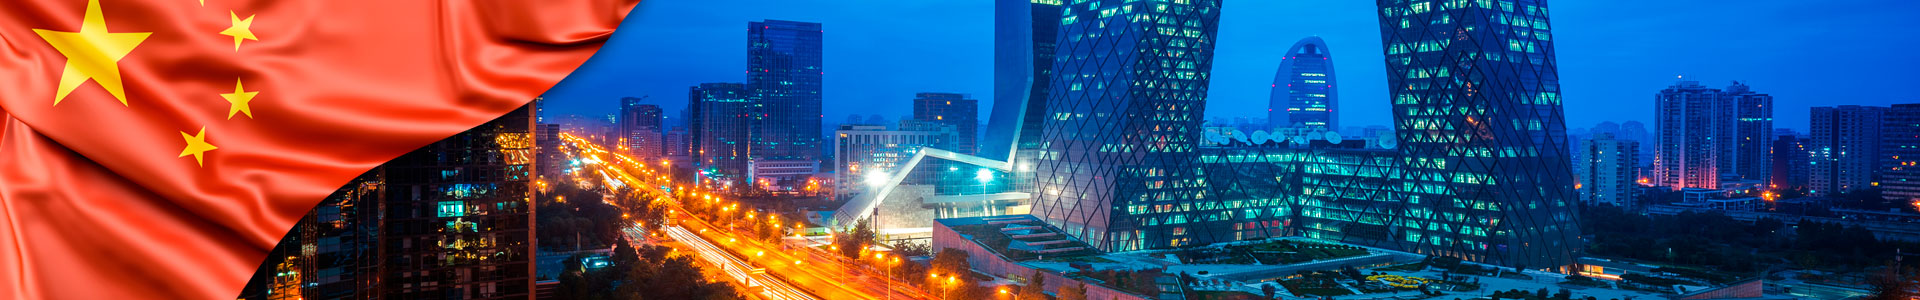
[541,0,1920,132]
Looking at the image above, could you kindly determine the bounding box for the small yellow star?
[179,127,218,167]
[219,11,257,51]
[32,0,152,106]
[221,78,257,119]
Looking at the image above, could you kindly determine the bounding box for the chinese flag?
[0,0,637,298]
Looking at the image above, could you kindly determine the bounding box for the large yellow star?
[32,0,151,106]
[221,78,257,119]
[179,127,218,167]
[220,11,257,51]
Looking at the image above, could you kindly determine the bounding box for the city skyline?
[540,0,1920,132]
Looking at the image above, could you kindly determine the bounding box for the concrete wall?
[932,220,1151,300]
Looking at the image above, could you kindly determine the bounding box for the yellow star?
[220,11,257,51]
[221,78,257,119]
[179,127,218,167]
[32,0,152,106]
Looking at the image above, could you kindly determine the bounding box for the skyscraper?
[1770,133,1810,190]
[912,92,980,155]
[1726,82,1774,183]
[984,0,1064,162]
[242,104,539,300]
[619,97,665,157]
[1653,80,1723,189]
[1029,0,1221,250]
[1810,105,1886,195]
[1377,0,1581,270]
[1581,133,1639,208]
[1882,104,1920,202]
[690,83,755,188]
[747,20,824,162]
[1269,37,1338,131]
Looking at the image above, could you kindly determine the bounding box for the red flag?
[0,0,637,298]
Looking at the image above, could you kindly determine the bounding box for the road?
[563,134,937,300]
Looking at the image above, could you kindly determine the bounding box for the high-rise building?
[242,104,538,300]
[747,20,824,162]
[832,123,960,200]
[538,123,561,177]
[1028,0,1222,251]
[690,83,755,188]
[619,97,665,157]
[912,92,980,155]
[1581,133,1640,208]
[1653,80,1724,189]
[1810,105,1886,195]
[1726,82,1773,183]
[1769,133,1811,191]
[1269,37,1338,131]
[1882,104,1920,202]
[1376,0,1580,270]
[984,0,1064,162]
[1651,80,1773,189]
[664,126,690,158]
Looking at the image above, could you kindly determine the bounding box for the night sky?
[541,0,1920,133]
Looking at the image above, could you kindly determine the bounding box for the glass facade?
[1029,0,1222,251]
[747,20,824,161]
[1376,0,1580,271]
[1270,37,1339,131]
[689,83,754,189]
[984,0,1064,162]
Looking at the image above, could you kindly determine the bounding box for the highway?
[563,134,937,300]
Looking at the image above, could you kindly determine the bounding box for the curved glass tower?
[1269,37,1338,131]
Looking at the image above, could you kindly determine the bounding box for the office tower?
[1770,134,1810,190]
[912,92,980,155]
[1376,0,1581,270]
[832,123,960,200]
[1726,82,1773,183]
[1883,104,1920,202]
[1582,133,1640,208]
[747,20,824,162]
[1269,37,1339,131]
[242,104,539,300]
[984,0,1065,162]
[664,127,690,158]
[1029,0,1221,251]
[379,104,537,299]
[538,123,561,177]
[1653,80,1724,189]
[619,97,665,157]
[1810,105,1886,195]
[690,83,755,187]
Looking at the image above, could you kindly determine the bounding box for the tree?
[837,220,876,259]
[1261,283,1278,299]
[1057,283,1088,300]
[931,248,972,278]
[1018,270,1048,300]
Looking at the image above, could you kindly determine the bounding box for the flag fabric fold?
[0,0,638,298]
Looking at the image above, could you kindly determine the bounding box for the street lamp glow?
[975,168,993,183]
[864,171,890,187]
